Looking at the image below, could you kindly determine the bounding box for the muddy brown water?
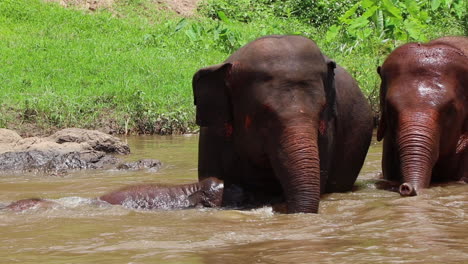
[1,135,466,263]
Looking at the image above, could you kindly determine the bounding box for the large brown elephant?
[193,35,373,213]
[377,36,468,196]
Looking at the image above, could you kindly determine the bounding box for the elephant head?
[377,36,468,196]
[193,35,338,213]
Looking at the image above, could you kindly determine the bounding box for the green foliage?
[329,0,466,42]
[175,17,243,53]
[283,0,359,27]
[198,0,281,22]
[198,0,358,27]
[0,0,210,134]
[0,0,465,134]
[122,90,194,134]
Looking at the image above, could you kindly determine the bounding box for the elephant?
[377,36,468,196]
[4,198,57,212]
[100,177,224,209]
[3,177,224,212]
[193,35,373,213]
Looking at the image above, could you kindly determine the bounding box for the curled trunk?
[397,112,439,196]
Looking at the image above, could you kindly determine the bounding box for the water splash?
[55,196,97,208]
[120,193,191,210]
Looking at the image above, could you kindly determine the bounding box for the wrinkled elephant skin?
[377,36,468,196]
[4,178,224,212]
[99,177,224,209]
[193,35,373,213]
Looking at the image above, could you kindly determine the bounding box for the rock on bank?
[0,128,160,173]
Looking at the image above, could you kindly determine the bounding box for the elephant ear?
[193,63,233,127]
[322,58,337,122]
[376,66,386,141]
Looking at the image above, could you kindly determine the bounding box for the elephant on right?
[377,36,468,196]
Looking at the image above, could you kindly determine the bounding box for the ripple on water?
[1,136,467,264]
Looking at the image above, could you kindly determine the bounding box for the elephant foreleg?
[198,126,235,181]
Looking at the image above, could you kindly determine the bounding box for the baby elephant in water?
[100,177,224,209]
[4,177,224,212]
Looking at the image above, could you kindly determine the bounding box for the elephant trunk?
[397,111,439,196]
[270,122,321,213]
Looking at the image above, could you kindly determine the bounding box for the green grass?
[0,0,223,134]
[0,0,465,135]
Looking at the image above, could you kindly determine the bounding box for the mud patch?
[44,0,203,15]
[44,0,114,11]
[162,0,202,16]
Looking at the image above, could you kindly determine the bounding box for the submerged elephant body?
[99,177,224,209]
[377,36,468,196]
[194,35,373,213]
[4,177,224,212]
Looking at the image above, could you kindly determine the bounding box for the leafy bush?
[327,0,467,43]
[285,0,359,27]
[198,0,279,23]
[175,17,243,53]
[198,0,358,28]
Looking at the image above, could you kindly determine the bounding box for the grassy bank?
[0,0,466,135]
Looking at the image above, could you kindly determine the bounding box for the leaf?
[375,9,384,32]
[339,2,361,24]
[362,5,379,19]
[444,0,453,8]
[431,0,441,10]
[217,11,231,24]
[325,25,341,42]
[393,27,408,41]
[357,27,373,40]
[175,18,188,32]
[361,0,379,9]
[453,1,466,19]
[404,18,427,41]
[419,10,430,22]
[185,28,197,41]
[381,0,403,20]
[348,16,370,31]
[212,27,219,40]
[404,0,421,18]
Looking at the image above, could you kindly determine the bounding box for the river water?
[0,135,466,263]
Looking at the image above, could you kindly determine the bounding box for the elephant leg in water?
[3,177,224,212]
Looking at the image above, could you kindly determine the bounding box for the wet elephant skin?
[377,36,468,196]
[99,177,224,209]
[4,177,224,211]
[193,35,373,213]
